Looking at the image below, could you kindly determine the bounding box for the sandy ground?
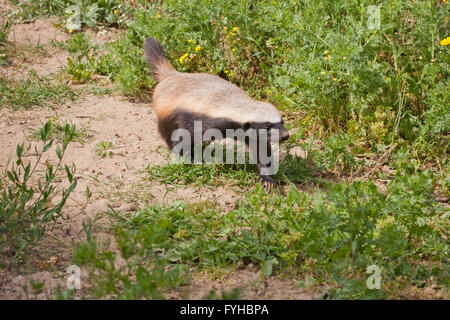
[0,16,313,299]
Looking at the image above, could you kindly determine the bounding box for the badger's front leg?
[255,137,277,190]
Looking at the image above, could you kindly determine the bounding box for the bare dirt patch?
[174,268,314,300]
[8,18,68,46]
[1,18,68,79]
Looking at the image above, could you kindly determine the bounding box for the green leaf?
[23,163,31,181]
[56,146,62,160]
[65,165,73,183]
[7,170,15,182]
[43,141,53,153]
[261,258,277,277]
[352,240,358,254]
[41,121,52,142]
[16,144,23,158]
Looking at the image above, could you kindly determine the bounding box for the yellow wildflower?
[232,27,238,32]
[444,0,448,4]
[230,32,236,36]
[232,48,236,52]
[156,13,161,18]
[333,78,338,82]
[324,50,329,55]
[68,29,73,33]
[440,37,450,46]
[224,26,228,30]
[320,71,325,75]
[179,53,189,63]
[114,10,118,15]
[385,77,390,83]
[195,46,201,52]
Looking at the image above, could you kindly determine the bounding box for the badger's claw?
[259,175,276,191]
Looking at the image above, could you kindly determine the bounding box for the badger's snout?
[271,122,289,142]
[279,127,289,142]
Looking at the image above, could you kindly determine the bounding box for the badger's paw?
[259,175,277,191]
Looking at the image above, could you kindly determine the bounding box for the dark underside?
[157,109,283,149]
[157,109,245,148]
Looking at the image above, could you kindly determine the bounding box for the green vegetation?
[60,32,99,83]
[0,19,11,66]
[10,0,131,27]
[0,71,77,110]
[147,145,259,187]
[94,140,115,158]
[147,151,320,187]
[148,161,258,187]
[73,219,186,299]
[74,174,448,299]
[30,117,94,144]
[0,121,77,266]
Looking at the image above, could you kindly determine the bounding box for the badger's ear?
[243,122,251,131]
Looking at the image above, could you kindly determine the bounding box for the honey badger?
[143,37,289,188]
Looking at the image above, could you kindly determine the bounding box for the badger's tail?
[143,37,175,82]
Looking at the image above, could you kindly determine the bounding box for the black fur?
[143,37,168,79]
[158,109,287,146]
[157,109,244,149]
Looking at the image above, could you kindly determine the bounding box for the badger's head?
[243,101,289,143]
